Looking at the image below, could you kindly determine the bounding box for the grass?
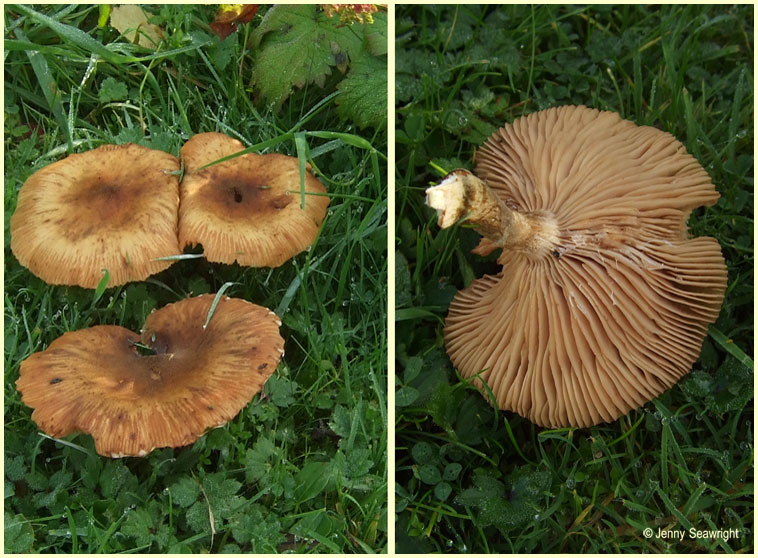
[4,5,386,553]
[395,4,753,553]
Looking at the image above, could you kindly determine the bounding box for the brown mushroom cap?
[178,132,330,267]
[432,105,727,428]
[10,143,181,288]
[15,294,284,457]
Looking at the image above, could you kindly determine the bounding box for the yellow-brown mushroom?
[10,143,181,288]
[16,294,284,457]
[178,132,330,267]
[426,105,727,428]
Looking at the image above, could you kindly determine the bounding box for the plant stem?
[426,169,558,257]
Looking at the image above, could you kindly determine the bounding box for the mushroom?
[15,294,284,457]
[10,143,181,288]
[425,105,727,428]
[178,132,330,267]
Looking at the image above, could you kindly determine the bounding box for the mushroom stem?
[426,169,557,255]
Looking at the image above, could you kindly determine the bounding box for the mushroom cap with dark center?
[10,143,181,288]
[178,132,330,267]
[15,294,284,457]
[438,105,727,428]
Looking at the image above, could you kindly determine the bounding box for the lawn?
[395,4,753,553]
[5,4,387,553]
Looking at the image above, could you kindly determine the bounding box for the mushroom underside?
[432,106,727,428]
[445,237,726,428]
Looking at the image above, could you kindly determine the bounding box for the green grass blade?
[15,29,72,153]
[13,4,211,64]
[306,130,380,154]
[13,4,133,64]
[203,282,236,329]
[708,325,754,370]
[294,132,309,209]
[92,269,110,304]
[152,254,205,262]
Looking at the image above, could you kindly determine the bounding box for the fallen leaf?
[210,4,259,41]
[110,5,163,49]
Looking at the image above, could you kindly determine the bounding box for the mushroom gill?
[426,105,727,428]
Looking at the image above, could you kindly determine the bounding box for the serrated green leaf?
[203,473,244,520]
[455,467,551,534]
[265,376,297,407]
[5,455,26,482]
[4,514,35,553]
[168,477,200,508]
[705,356,754,414]
[364,11,387,56]
[428,379,461,433]
[185,500,213,533]
[229,505,284,550]
[251,5,363,108]
[680,370,713,398]
[244,436,278,482]
[26,470,47,492]
[343,447,374,478]
[122,507,154,547]
[335,52,387,129]
[98,77,128,103]
[328,404,351,439]
[99,460,136,500]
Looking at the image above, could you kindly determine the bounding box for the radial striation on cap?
[10,143,181,288]
[178,132,330,267]
[15,294,285,457]
[428,105,728,428]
